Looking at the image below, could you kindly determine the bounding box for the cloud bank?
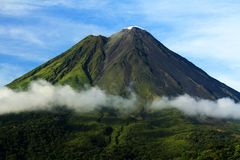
[1,80,240,119]
[150,95,240,119]
[0,80,137,114]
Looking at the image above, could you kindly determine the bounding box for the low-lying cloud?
[1,80,240,119]
[150,95,240,119]
[0,80,137,114]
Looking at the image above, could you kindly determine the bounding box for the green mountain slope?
[8,35,107,89]
[8,27,240,101]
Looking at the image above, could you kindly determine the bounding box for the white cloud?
[1,80,240,120]
[150,94,240,119]
[0,80,137,114]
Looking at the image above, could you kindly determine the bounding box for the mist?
[0,80,137,114]
[150,94,240,119]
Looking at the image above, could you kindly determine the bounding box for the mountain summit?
[8,27,240,101]
[125,26,144,30]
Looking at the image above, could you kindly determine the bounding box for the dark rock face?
[8,27,240,101]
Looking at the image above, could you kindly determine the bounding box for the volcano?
[3,27,240,160]
[8,27,240,101]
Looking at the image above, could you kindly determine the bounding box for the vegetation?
[0,107,240,160]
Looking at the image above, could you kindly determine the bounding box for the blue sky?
[0,0,240,91]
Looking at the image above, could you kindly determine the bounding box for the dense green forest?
[0,107,240,160]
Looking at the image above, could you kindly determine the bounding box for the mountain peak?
[8,27,240,101]
[124,26,144,30]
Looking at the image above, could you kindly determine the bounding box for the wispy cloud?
[0,26,44,45]
[0,0,110,16]
[0,17,112,63]
[0,0,39,16]
[164,18,240,64]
